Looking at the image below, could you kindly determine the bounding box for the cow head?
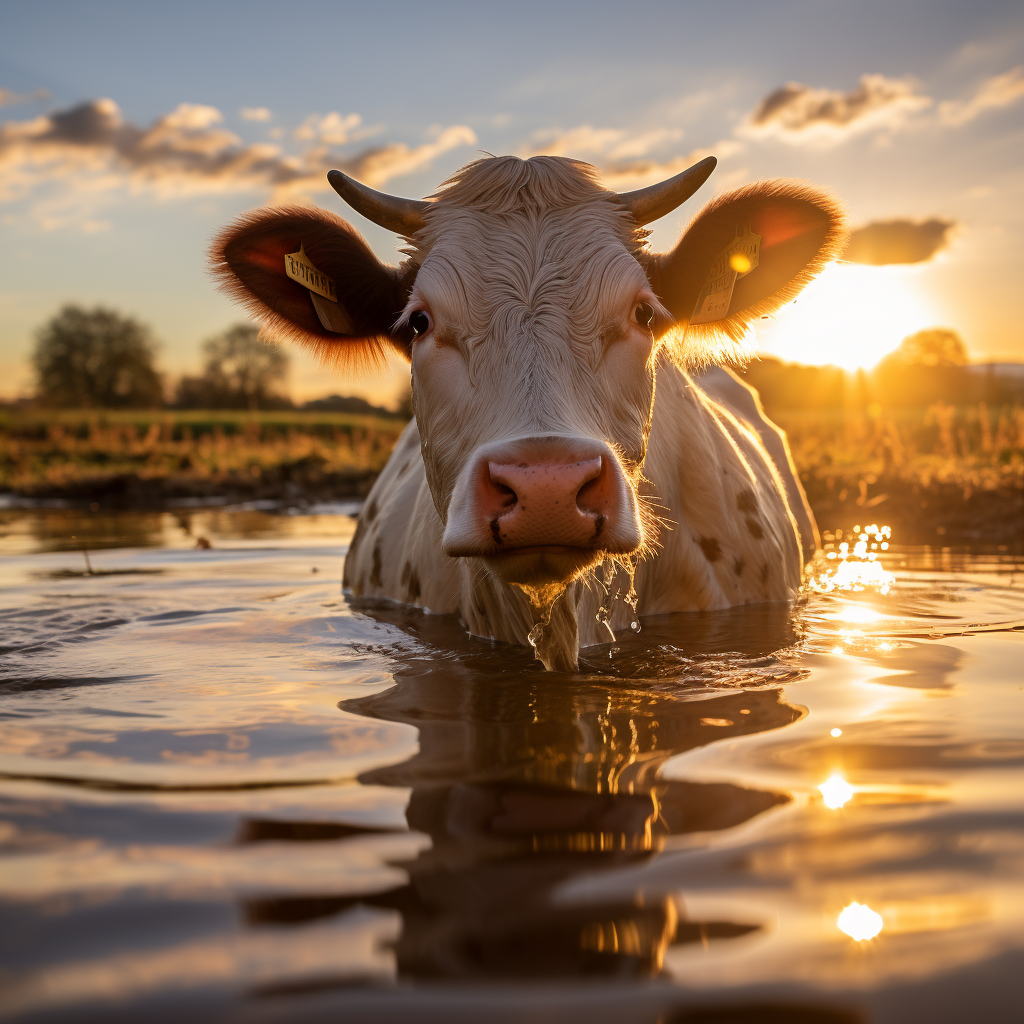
[211,156,842,593]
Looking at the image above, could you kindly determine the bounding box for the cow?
[211,154,843,671]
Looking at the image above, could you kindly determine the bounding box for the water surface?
[1,505,1022,1023]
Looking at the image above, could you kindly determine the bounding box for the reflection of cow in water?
[240,605,807,987]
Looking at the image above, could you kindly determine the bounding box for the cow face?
[211,156,843,592]
[404,163,663,586]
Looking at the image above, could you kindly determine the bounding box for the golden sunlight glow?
[809,526,895,595]
[824,604,885,623]
[819,774,855,809]
[831,728,843,738]
[838,902,884,941]
[729,252,752,274]
[756,262,936,369]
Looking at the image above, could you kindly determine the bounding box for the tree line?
[30,305,291,410]
[26,304,1017,414]
[740,329,1024,415]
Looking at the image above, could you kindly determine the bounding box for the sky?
[1,0,1022,406]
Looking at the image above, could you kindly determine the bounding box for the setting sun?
[756,262,937,370]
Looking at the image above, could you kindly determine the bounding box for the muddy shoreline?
[4,468,1022,548]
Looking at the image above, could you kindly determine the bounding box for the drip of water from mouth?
[593,559,642,640]
[623,559,641,634]
[595,560,618,643]
[517,581,568,663]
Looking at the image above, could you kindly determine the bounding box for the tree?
[33,304,164,408]
[175,324,289,410]
[888,328,968,367]
[874,328,970,407]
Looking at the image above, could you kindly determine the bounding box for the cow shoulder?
[693,366,818,561]
[344,419,461,614]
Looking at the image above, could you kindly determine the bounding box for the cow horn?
[327,169,430,235]
[619,156,717,226]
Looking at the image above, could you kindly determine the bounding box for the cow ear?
[210,205,415,372]
[646,180,845,365]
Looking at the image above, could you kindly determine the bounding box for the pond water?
[1,505,1022,1023]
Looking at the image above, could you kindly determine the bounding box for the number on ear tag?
[284,244,354,334]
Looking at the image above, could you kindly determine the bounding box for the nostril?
[574,458,607,515]
[495,482,517,509]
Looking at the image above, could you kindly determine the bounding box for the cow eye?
[634,301,655,328]
[409,310,431,337]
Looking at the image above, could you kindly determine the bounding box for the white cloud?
[607,128,683,161]
[240,106,272,122]
[521,121,714,189]
[529,125,626,157]
[0,87,49,108]
[294,111,362,145]
[741,74,931,144]
[0,97,478,218]
[939,66,1024,125]
[597,140,744,191]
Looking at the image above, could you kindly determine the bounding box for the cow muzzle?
[442,435,643,585]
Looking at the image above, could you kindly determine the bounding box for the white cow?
[212,155,843,670]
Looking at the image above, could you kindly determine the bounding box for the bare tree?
[33,304,164,408]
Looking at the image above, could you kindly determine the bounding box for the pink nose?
[443,436,642,557]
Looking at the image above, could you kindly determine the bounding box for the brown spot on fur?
[746,516,764,540]
[736,488,758,515]
[697,536,721,562]
[733,556,745,577]
[400,561,411,585]
[370,543,383,588]
[406,568,421,603]
[364,497,378,523]
[760,562,770,585]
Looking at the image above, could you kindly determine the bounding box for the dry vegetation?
[0,409,405,504]
[780,402,1024,543]
[2,402,1022,544]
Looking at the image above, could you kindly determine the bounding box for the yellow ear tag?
[284,244,354,334]
[690,224,761,326]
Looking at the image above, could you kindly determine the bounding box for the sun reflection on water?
[808,525,895,595]
[819,774,855,809]
[838,902,884,941]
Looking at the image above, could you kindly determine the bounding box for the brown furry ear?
[646,180,846,366]
[209,205,416,372]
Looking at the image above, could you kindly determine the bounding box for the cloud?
[742,74,931,144]
[529,125,627,157]
[521,122,732,191]
[294,111,362,145]
[939,66,1024,125]
[526,124,684,162]
[0,97,477,213]
[0,87,50,107]
[843,218,956,265]
[597,140,744,191]
[240,107,272,122]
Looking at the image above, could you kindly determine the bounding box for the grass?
[776,403,1024,543]
[2,402,1022,543]
[0,409,406,502]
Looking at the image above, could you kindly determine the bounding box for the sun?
[754,262,937,370]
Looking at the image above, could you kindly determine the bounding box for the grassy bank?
[2,403,1022,544]
[0,409,406,504]
[778,403,1024,544]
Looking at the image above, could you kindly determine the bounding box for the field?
[0,409,406,505]
[2,402,1022,544]
[776,403,1024,544]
